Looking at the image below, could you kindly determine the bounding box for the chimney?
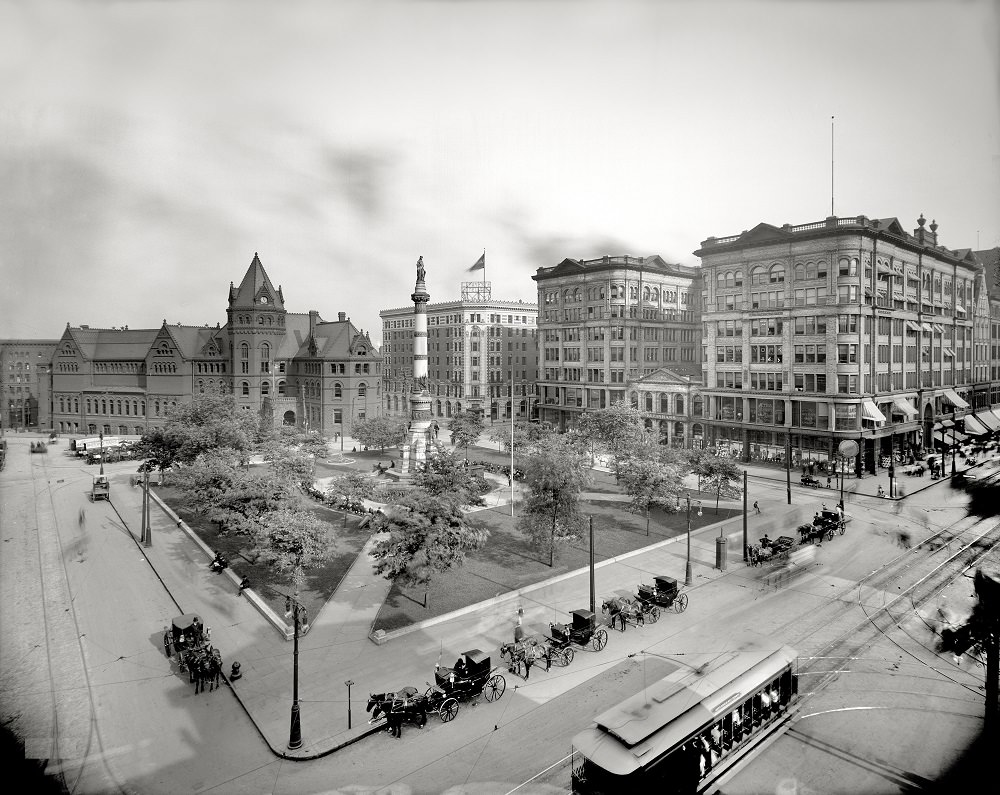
[308,310,319,336]
[338,312,346,322]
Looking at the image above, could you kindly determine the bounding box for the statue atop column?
[416,256,426,283]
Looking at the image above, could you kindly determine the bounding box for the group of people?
[164,618,222,694]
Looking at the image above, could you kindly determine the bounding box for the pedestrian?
[753,500,760,514]
[523,652,533,681]
[78,507,86,527]
[826,476,832,488]
[163,627,172,660]
[204,626,212,644]
[238,575,250,595]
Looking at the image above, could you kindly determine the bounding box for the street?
[1,434,993,794]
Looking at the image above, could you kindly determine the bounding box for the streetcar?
[570,644,798,794]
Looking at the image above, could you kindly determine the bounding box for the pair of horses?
[184,647,223,693]
[366,687,427,737]
[601,596,643,631]
[499,638,550,679]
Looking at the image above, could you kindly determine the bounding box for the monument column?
[400,256,433,476]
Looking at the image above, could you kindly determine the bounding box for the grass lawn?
[371,492,741,632]
[156,486,372,624]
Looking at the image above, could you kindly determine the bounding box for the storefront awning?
[943,389,970,409]
[861,399,886,422]
[991,408,1000,425]
[963,415,989,436]
[933,323,945,334]
[905,321,922,332]
[933,419,954,431]
[956,304,966,314]
[892,397,918,418]
[977,411,1000,432]
[948,430,968,444]
[921,322,935,333]
[944,348,955,357]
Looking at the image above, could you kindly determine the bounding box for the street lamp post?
[742,469,748,562]
[288,598,305,750]
[684,496,702,587]
[345,679,354,730]
[785,428,792,505]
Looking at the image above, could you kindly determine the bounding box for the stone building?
[49,254,379,438]
[381,282,539,422]
[532,255,702,434]
[1,339,58,431]
[695,214,988,475]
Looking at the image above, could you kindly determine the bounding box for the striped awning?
[892,397,918,418]
[964,415,989,436]
[977,411,1000,432]
[933,420,954,431]
[956,304,966,314]
[943,389,970,409]
[944,348,955,357]
[921,322,935,333]
[905,321,922,332]
[861,399,886,422]
[933,323,945,334]
[991,408,1000,425]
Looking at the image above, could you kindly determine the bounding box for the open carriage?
[545,609,608,666]
[424,649,505,722]
[636,575,689,614]
[748,535,795,567]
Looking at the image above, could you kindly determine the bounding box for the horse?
[203,648,223,692]
[366,688,427,732]
[501,639,550,679]
[602,596,641,632]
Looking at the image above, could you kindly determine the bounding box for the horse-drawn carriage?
[170,613,222,690]
[543,609,608,665]
[801,508,846,543]
[748,535,795,566]
[602,595,648,631]
[428,649,506,721]
[636,575,689,615]
[500,628,554,674]
[799,474,823,488]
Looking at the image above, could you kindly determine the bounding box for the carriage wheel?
[439,698,459,722]
[839,523,846,536]
[675,593,689,613]
[592,629,608,651]
[647,606,660,624]
[562,647,575,666]
[826,529,835,541]
[484,674,506,702]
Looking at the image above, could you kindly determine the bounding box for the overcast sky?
[2,0,998,341]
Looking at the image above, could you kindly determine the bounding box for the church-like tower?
[226,253,288,412]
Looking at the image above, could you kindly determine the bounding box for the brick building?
[1,339,58,431]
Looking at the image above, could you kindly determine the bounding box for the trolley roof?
[592,645,797,747]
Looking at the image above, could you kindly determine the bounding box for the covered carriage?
[545,609,608,665]
[636,575,689,614]
[425,649,505,722]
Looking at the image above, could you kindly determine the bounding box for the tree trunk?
[716,488,721,515]
[550,508,557,568]
[645,505,650,536]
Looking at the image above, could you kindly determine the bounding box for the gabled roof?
[64,327,160,361]
[874,217,906,236]
[739,222,793,244]
[160,324,228,359]
[229,253,285,310]
[975,247,1000,298]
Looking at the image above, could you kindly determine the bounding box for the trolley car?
[571,644,798,794]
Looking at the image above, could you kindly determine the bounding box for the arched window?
[261,381,270,395]
[644,393,653,411]
[241,381,250,396]
[643,286,651,301]
[630,391,638,409]
[197,380,204,393]
[629,285,638,300]
[573,288,581,302]
[260,342,270,373]
[334,382,342,398]
[240,343,249,360]
[693,396,703,417]
[278,380,286,396]
[717,272,726,289]
[725,271,735,288]
[751,266,767,285]
[794,263,805,280]
[358,382,367,398]
[660,394,669,413]
[117,400,122,414]
[59,398,65,412]
[676,395,685,415]
[769,264,785,283]
[651,288,659,301]
[734,270,743,287]
[805,262,817,280]
[86,399,91,413]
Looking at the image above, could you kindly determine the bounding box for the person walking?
[753,500,760,514]
[78,507,86,527]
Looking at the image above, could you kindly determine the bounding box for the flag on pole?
[468,252,485,272]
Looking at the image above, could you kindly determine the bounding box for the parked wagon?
[91,474,110,502]
[799,474,822,488]
[636,575,689,614]
[749,535,795,567]
[424,649,505,722]
[545,609,608,664]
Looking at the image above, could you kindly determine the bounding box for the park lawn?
[371,495,741,632]
[156,486,371,624]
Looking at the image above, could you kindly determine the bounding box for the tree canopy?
[691,451,743,513]
[517,435,592,565]
[575,400,655,478]
[413,447,487,506]
[448,410,485,458]
[249,504,333,593]
[351,416,408,452]
[369,490,488,590]
[488,420,553,456]
[618,451,685,534]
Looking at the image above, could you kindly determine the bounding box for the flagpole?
[482,249,486,286]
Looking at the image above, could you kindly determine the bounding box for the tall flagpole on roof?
[483,249,486,286]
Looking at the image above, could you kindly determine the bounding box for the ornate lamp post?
[345,679,355,730]
[683,496,702,586]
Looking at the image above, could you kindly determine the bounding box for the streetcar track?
[30,451,127,794]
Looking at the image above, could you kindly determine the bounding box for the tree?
[696,453,743,514]
[575,400,654,479]
[413,448,487,506]
[249,504,334,596]
[518,435,591,566]
[326,470,377,529]
[135,392,262,471]
[618,452,685,535]
[351,416,407,452]
[488,420,553,456]
[448,410,485,460]
[369,490,489,604]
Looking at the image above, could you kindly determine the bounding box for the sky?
[2,0,998,341]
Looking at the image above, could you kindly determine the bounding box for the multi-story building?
[49,254,380,439]
[532,255,702,438]
[975,246,1000,404]
[1,339,59,431]
[381,282,539,422]
[695,214,986,474]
